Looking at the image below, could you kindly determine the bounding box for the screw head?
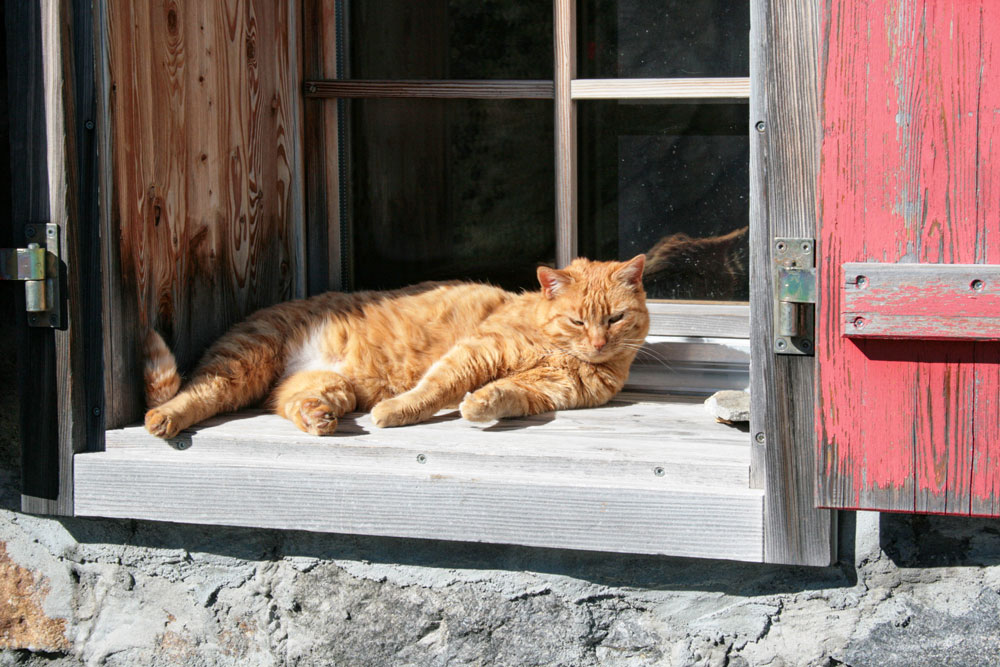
[755,120,766,132]
[801,242,812,253]
[800,338,813,351]
[49,314,58,326]
[971,279,985,291]
[25,226,36,239]
[416,453,427,464]
[755,432,766,444]
[307,83,317,94]
[653,466,665,477]
[85,119,95,130]
[92,406,102,416]
[775,338,788,350]
[853,317,867,329]
[28,314,38,325]
[776,241,787,253]
[856,275,868,288]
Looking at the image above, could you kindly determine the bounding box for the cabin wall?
[101,0,305,429]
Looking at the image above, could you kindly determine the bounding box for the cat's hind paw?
[287,397,339,436]
[145,408,180,439]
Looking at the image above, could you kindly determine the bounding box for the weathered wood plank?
[971,30,1000,516]
[749,0,835,565]
[647,302,749,338]
[842,263,1000,340]
[17,0,98,515]
[817,1,1000,515]
[83,399,761,561]
[554,0,576,267]
[305,79,554,99]
[570,77,750,100]
[102,0,303,427]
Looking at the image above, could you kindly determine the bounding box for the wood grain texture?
[102,0,304,428]
[305,80,554,99]
[817,1,1000,515]
[647,303,749,338]
[842,263,1000,340]
[749,0,836,565]
[554,0,576,267]
[571,77,750,100]
[7,0,62,510]
[80,398,763,561]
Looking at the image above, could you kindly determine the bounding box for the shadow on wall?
[880,512,1000,568]
[47,512,858,597]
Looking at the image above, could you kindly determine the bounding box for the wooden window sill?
[75,394,763,562]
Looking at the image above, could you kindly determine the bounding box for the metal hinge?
[773,237,815,355]
[0,223,62,328]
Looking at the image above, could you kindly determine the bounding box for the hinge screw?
[801,242,811,253]
[775,241,787,253]
[971,279,985,291]
[416,453,427,464]
[307,83,317,94]
[25,226,36,239]
[653,466,665,477]
[92,406,102,416]
[28,314,38,325]
[755,120,766,132]
[775,337,788,350]
[800,338,813,352]
[755,432,766,444]
[85,120,95,130]
[856,275,868,288]
[853,317,867,329]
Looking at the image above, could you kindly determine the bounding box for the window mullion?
[554,0,577,267]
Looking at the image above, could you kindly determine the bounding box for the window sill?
[75,394,763,562]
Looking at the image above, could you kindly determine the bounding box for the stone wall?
[2,311,1000,665]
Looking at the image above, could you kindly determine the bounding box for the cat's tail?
[144,330,181,407]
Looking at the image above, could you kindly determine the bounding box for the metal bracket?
[0,223,62,328]
[773,237,815,355]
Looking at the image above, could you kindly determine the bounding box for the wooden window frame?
[13,0,835,567]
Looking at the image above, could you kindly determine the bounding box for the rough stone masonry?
[2,322,1000,665]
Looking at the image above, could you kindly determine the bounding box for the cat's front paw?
[287,397,339,436]
[145,408,180,439]
[371,397,423,428]
[459,390,501,422]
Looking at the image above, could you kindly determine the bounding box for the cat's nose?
[592,336,606,351]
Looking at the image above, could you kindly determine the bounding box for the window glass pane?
[578,0,749,78]
[348,99,555,291]
[349,1,552,79]
[578,102,749,302]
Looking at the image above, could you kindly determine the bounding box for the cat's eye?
[569,318,584,326]
[608,313,625,325]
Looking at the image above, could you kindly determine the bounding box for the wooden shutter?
[816,0,1000,514]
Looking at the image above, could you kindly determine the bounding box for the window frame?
[13,0,834,567]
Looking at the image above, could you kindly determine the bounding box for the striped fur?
[144,256,650,438]
[143,331,181,408]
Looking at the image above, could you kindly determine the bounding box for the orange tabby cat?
[143,255,649,438]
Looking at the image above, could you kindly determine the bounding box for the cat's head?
[536,255,650,363]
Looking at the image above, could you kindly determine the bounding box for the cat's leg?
[459,367,606,422]
[145,320,284,439]
[271,370,357,436]
[370,338,500,428]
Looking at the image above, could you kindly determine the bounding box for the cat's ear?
[537,265,573,299]
[615,254,646,288]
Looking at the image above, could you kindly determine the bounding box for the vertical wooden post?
[16,0,98,516]
[749,0,836,565]
[554,0,576,267]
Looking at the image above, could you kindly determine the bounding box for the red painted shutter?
[817,0,1000,515]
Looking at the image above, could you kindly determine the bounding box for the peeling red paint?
[818,0,1000,515]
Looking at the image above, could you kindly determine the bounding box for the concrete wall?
[2,311,1000,665]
